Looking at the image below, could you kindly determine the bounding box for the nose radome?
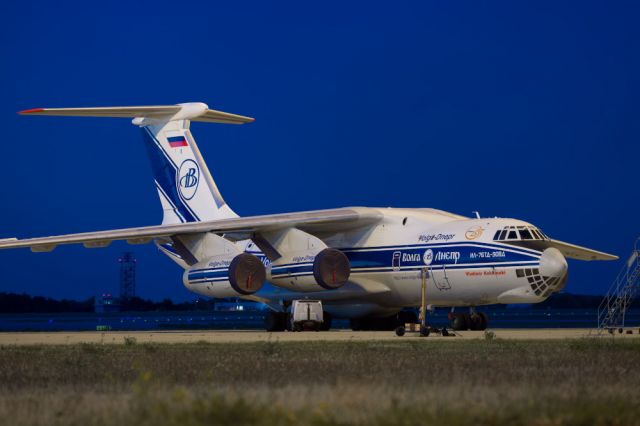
[539,247,568,278]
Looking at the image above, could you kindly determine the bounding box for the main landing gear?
[448,308,488,331]
[265,311,287,332]
[350,310,418,331]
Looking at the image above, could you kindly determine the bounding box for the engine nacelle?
[183,252,266,298]
[268,248,351,292]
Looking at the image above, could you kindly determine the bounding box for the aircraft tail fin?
[19,102,253,224]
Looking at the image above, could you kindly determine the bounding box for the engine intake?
[229,252,267,295]
[313,248,351,289]
[184,252,266,298]
[268,248,351,292]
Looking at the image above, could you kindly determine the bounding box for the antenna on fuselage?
[472,211,481,219]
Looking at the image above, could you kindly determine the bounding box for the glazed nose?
[540,247,568,280]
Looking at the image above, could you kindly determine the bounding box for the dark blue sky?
[1,1,638,300]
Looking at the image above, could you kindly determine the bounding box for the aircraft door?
[430,266,452,291]
[392,251,401,271]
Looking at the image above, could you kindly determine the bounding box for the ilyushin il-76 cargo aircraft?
[0,102,618,331]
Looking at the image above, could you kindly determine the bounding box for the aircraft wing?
[0,208,382,252]
[548,239,618,261]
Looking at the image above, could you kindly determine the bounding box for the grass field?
[0,337,639,425]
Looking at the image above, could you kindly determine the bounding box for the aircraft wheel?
[321,312,332,331]
[350,319,363,331]
[478,312,489,330]
[395,326,406,337]
[450,313,468,330]
[265,312,286,332]
[463,313,472,330]
[285,314,293,331]
[419,325,430,337]
[469,314,482,330]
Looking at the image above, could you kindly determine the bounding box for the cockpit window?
[519,229,533,240]
[493,226,547,241]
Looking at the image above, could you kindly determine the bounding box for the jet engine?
[269,247,351,292]
[313,248,351,289]
[183,252,266,298]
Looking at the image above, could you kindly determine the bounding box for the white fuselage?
[175,207,568,319]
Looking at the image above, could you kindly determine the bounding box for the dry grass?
[0,338,638,425]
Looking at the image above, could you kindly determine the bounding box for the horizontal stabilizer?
[548,239,618,261]
[20,106,180,118]
[19,102,254,124]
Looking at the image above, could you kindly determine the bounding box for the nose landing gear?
[448,309,488,331]
[394,268,454,337]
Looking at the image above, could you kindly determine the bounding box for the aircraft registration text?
[469,251,506,260]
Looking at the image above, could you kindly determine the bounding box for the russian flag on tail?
[167,135,188,148]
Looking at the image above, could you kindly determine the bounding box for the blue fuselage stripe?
[185,242,542,284]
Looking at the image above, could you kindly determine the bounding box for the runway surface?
[1,328,639,345]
